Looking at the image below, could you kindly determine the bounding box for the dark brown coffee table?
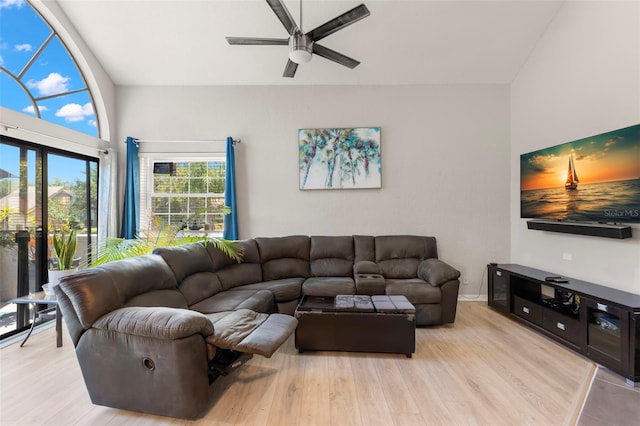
[294,294,416,357]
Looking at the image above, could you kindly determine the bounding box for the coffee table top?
[296,294,414,314]
[297,296,338,312]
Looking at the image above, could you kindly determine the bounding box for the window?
[0,0,99,137]
[140,157,226,236]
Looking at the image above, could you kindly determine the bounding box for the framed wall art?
[299,127,381,190]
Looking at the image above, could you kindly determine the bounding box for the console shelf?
[488,264,640,386]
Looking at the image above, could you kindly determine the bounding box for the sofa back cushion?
[124,289,189,309]
[310,236,354,277]
[210,239,263,290]
[155,242,228,304]
[256,235,310,281]
[354,235,375,263]
[57,254,179,331]
[154,242,214,281]
[110,254,180,303]
[206,239,254,270]
[178,272,224,306]
[375,235,438,279]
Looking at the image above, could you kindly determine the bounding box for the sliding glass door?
[47,153,98,270]
[0,136,98,340]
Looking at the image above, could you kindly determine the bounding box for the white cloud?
[55,103,94,122]
[26,73,70,96]
[87,119,97,128]
[22,105,48,114]
[14,43,32,52]
[0,0,25,9]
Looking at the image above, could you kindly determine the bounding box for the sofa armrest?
[92,306,215,340]
[417,259,461,287]
[353,260,380,274]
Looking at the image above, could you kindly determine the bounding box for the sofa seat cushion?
[385,280,441,304]
[189,289,275,314]
[204,309,298,358]
[230,278,303,303]
[302,277,355,297]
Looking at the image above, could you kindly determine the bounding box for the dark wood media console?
[488,264,640,386]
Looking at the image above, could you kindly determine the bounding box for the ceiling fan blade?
[226,37,289,45]
[266,0,298,36]
[306,4,370,42]
[312,44,360,69]
[283,59,298,78]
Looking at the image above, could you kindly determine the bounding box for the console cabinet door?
[583,297,630,376]
[488,266,509,314]
[633,313,640,383]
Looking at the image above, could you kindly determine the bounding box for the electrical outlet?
[463,278,469,285]
[562,253,573,261]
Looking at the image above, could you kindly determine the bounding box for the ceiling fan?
[226,0,370,78]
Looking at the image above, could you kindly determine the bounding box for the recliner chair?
[54,252,297,419]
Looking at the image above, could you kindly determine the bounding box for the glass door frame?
[0,134,99,340]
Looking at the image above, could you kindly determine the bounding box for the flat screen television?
[520,124,640,224]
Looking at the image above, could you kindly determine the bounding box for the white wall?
[511,1,640,294]
[116,84,510,296]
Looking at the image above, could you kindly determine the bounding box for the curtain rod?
[130,138,241,144]
[1,122,108,154]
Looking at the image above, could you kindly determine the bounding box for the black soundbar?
[526,219,632,239]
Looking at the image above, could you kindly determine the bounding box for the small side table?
[9,291,62,348]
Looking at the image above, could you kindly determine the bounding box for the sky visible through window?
[0,0,98,137]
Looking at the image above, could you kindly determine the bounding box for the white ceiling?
[54,0,564,86]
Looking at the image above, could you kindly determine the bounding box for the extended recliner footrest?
[205,309,298,358]
[208,351,254,384]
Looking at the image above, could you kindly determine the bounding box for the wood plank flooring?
[0,302,597,425]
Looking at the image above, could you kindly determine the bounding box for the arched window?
[0,0,99,137]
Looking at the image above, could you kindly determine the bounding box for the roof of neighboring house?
[0,187,72,211]
[0,168,18,179]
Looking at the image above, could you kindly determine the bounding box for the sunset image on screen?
[521,126,640,191]
[520,124,640,223]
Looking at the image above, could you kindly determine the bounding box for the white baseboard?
[458,294,488,302]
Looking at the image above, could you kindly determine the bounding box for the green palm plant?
[91,209,241,266]
[51,229,78,270]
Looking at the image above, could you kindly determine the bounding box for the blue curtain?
[120,136,139,239]
[223,137,238,240]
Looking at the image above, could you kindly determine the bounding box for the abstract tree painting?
[299,127,381,190]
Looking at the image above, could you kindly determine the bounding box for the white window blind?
[139,154,226,237]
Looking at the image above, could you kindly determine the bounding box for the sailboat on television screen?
[565,153,579,190]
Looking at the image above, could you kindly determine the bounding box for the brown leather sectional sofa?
[54,234,460,419]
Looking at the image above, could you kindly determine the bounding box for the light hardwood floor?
[1,302,597,425]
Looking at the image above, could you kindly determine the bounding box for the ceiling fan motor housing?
[289,32,313,63]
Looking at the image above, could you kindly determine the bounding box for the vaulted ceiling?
[55,0,564,86]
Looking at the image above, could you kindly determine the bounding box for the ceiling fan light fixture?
[289,32,313,64]
[289,48,312,64]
